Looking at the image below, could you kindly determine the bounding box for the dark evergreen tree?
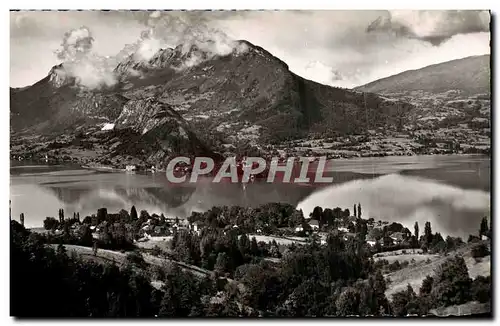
[130,205,138,220]
[479,216,489,238]
[423,221,433,245]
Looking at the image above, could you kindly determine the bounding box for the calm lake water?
[10,155,490,237]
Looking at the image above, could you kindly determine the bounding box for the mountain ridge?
[355,55,490,95]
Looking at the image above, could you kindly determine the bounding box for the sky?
[10,10,491,89]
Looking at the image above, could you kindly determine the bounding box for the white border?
[2,1,498,326]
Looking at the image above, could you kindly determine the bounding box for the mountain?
[355,55,490,95]
[355,55,491,154]
[11,39,416,167]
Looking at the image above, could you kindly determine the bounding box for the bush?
[471,276,491,303]
[471,243,489,259]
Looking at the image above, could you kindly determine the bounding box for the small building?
[337,226,349,233]
[101,123,115,131]
[390,232,404,244]
[191,221,200,233]
[126,165,137,172]
[367,239,377,247]
[308,219,320,230]
[295,225,304,232]
[481,235,489,241]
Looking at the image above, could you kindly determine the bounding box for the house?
[101,123,115,131]
[191,221,200,233]
[295,225,303,232]
[337,226,349,233]
[308,219,320,230]
[342,232,356,241]
[390,232,404,244]
[142,224,154,232]
[126,165,136,172]
[153,226,166,235]
[367,239,377,247]
[481,235,489,241]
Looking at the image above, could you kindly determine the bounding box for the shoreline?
[12,152,489,174]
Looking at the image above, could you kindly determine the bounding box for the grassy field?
[135,236,173,250]
[374,249,440,264]
[246,234,307,246]
[384,242,491,298]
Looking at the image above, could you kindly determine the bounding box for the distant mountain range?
[10,41,490,167]
[355,55,490,96]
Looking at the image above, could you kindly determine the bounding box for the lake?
[10,154,490,237]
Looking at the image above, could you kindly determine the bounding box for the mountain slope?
[10,40,416,166]
[111,40,414,143]
[354,55,491,155]
[355,55,490,95]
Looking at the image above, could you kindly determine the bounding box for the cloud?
[53,26,118,89]
[10,10,491,89]
[55,26,94,61]
[367,10,490,46]
[297,174,490,238]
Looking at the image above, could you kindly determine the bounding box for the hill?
[355,55,491,155]
[355,55,490,96]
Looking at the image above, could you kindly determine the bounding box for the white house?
[338,226,349,233]
[295,225,304,232]
[101,123,115,131]
[367,240,377,247]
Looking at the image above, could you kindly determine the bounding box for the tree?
[357,203,362,219]
[214,252,229,275]
[471,276,491,303]
[414,222,419,241]
[479,216,489,238]
[391,284,418,316]
[419,275,433,296]
[20,213,25,227]
[126,251,147,269]
[311,206,323,220]
[158,286,176,317]
[97,208,107,224]
[431,255,472,307]
[92,241,98,256]
[336,287,360,316]
[353,204,357,218]
[322,208,334,226]
[423,221,433,245]
[471,243,489,259]
[130,206,138,220]
[250,237,259,256]
[43,217,59,231]
[80,225,93,246]
[238,234,250,258]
